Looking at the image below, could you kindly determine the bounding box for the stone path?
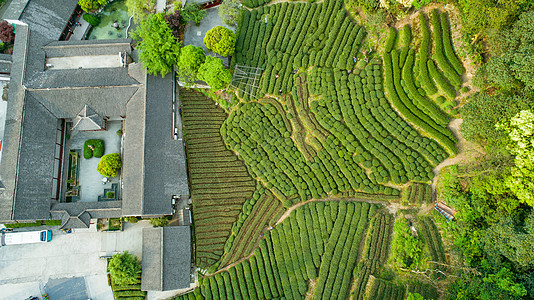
[155,0,166,13]
[71,17,90,40]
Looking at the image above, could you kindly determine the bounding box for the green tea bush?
[385,27,397,53]
[431,9,462,87]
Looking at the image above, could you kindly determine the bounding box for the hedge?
[385,27,397,53]
[427,59,457,99]
[401,50,450,126]
[440,12,464,76]
[383,52,457,155]
[399,24,411,47]
[418,13,438,95]
[431,9,462,87]
[83,139,105,159]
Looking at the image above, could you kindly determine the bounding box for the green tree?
[197,56,232,90]
[461,92,534,147]
[482,11,534,91]
[150,216,169,227]
[78,0,107,12]
[484,267,527,298]
[97,153,122,177]
[457,0,531,37]
[108,251,142,285]
[126,0,155,22]
[204,26,236,57]
[497,110,534,206]
[177,45,205,79]
[132,13,181,76]
[217,0,244,26]
[483,211,534,269]
[406,293,425,300]
[182,3,206,26]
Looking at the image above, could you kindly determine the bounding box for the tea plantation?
[179,0,463,298]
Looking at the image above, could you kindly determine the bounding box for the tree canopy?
[178,45,205,79]
[496,110,534,206]
[108,251,142,286]
[197,56,232,90]
[389,218,424,269]
[133,13,180,77]
[182,3,207,26]
[480,11,534,91]
[204,26,236,57]
[217,0,244,26]
[126,0,155,22]
[97,153,122,177]
[0,21,15,44]
[78,0,107,12]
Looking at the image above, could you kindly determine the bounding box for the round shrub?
[83,139,105,159]
[97,153,122,177]
[204,26,236,57]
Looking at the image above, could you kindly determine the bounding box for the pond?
[86,0,131,40]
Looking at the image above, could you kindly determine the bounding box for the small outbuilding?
[141,226,192,291]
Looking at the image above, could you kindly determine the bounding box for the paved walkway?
[183,7,236,52]
[68,121,122,202]
[0,229,113,299]
[100,220,151,258]
[71,17,91,40]
[155,0,166,13]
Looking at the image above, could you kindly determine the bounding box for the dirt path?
[431,118,484,198]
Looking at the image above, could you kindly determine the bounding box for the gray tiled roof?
[25,67,140,89]
[51,201,122,228]
[141,227,163,291]
[20,0,78,82]
[44,39,133,57]
[12,94,57,220]
[143,74,189,214]
[121,83,146,216]
[0,0,189,223]
[0,24,29,222]
[27,85,138,119]
[122,74,189,217]
[141,226,191,291]
[72,104,104,131]
[60,211,91,229]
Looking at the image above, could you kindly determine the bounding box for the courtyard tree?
[182,3,206,26]
[218,0,244,26]
[197,56,232,90]
[0,21,15,43]
[204,26,236,57]
[97,153,122,177]
[132,13,181,77]
[126,0,155,22]
[150,216,170,227]
[78,0,107,12]
[108,251,142,286]
[164,7,183,39]
[177,45,205,79]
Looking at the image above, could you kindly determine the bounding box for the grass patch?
[4,221,42,228]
